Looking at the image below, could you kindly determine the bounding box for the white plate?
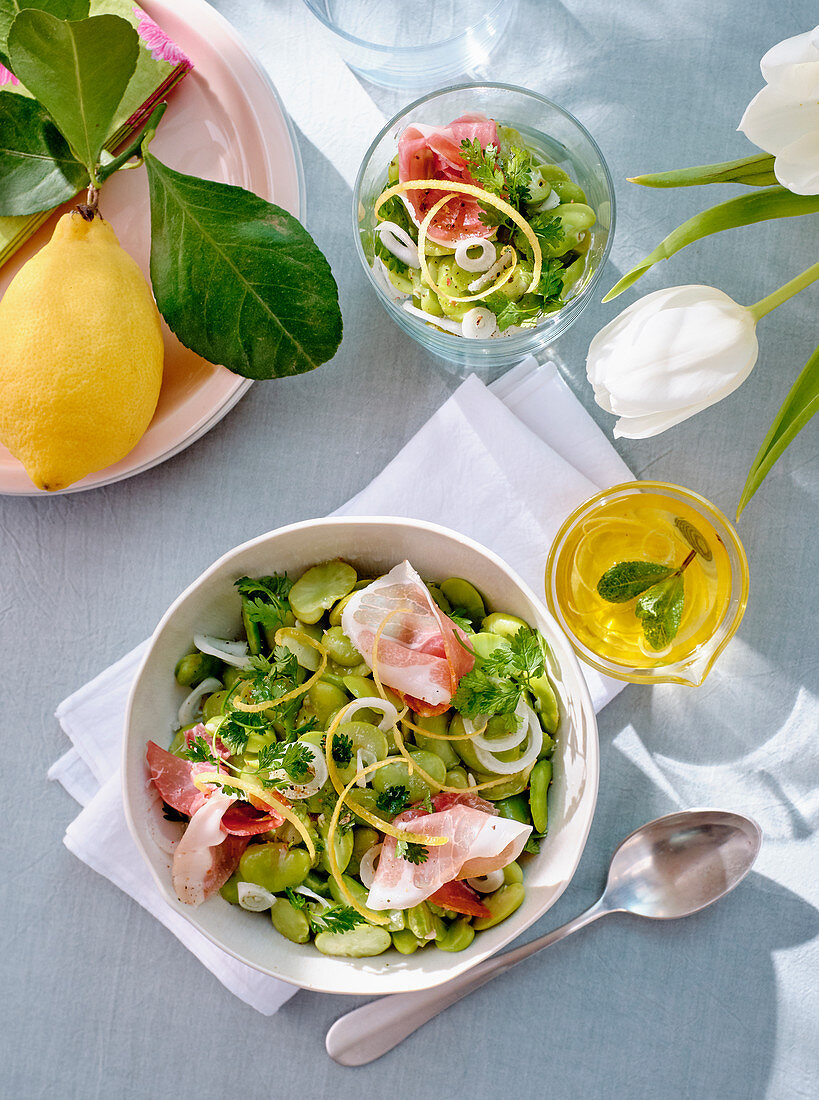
[122,517,599,996]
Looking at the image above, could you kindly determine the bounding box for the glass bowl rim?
[544,479,751,686]
[302,0,511,55]
[352,80,616,350]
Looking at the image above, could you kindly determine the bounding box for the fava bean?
[169,723,198,757]
[530,673,559,736]
[426,585,451,614]
[495,794,532,826]
[445,766,470,789]
[329,592,354,627]
[315,925,391,958]
[372,749,446,801]
[322,626,362,667]
[289,561,357,624]
[391,929,422,955]
[202,689,228,721]
[277,627,322,671]
[175,652,222,687]
[348,827,380,876]
[328,873,384,925]
[480,612,528,639]
[412,713,459,768]
[440,578,486,626]
[472,883,525,930]
[318,818,354,877]
[270,897,311,944]
[436,917,476,952]
[222,665,244,690]
[306,680,349,727]
[468,632,508,661]
[503,860,523,885]
[238,842,311,894]
[550,179,587,204]
[407,902,436,942]
[529,759,552,835]
[304,870,332,898]
[219,872,241,904]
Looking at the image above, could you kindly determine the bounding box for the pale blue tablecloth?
[1,1,817,1097]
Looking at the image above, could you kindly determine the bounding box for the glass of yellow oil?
[545,481,749,685]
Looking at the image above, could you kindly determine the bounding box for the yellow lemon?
[0,209,164,491]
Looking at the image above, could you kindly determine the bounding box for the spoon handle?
[325,899,609,1066]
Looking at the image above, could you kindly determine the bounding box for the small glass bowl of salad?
[353,82,615,376]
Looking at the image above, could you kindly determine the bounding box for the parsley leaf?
[395,839,429,865]
[258,740,313,787]
[529,212,565,252]
[504,146,532,207]
[183,733,221,766]
[460,139,505,194]
[452,627,548,731]
[376,785,411,816]
[322,731,353,766]
[235,574,292,634]
[484,295,542,331]
[477,200,510,230]
[284,888,366,935]
[538,258,565,304]
[447,609,474,633]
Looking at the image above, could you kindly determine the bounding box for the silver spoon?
[326,808,762,1066]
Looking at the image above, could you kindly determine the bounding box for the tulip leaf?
[604,187,819,301]
[7,10,138,175]
[144,149,343,379]
[628,153,778,190]
[0,91,88,215]
[737,342,819,517]
[597,560,675,603]
[635,574,685,651]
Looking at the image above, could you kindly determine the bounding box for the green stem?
[748,261,819,321]
[96,101,168,185]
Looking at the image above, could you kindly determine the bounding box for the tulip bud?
[738,25,819,195]
[586,285,758,438]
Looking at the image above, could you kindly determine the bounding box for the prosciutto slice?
[429,879,490,918]
[341,560,474,709]
[220,801,283,836]
[171,794,249,906]
[146,740,227,817]
[366,799,531,911]
[397,112,500,244]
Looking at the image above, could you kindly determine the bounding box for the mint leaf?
[8,11,138,175]
[635,574,685,650]
[0,92,87,215]
[597,561,675,603]
[144,151,343,379]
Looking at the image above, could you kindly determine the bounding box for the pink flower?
[133,7,191,67]
[0,62,19,87]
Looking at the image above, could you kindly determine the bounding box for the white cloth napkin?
[49,355,632,1013]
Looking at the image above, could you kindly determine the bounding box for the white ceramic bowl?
[123,517,598,995]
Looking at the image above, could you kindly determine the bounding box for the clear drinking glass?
[353,83,615,378]
[302,0,517,89]
[545,482,750,687]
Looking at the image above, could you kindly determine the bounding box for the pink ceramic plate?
[0,0,304,496]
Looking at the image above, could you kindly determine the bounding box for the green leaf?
[628,152,778,189]
[0,0,89,65]
[597,560,675,603]
[7,10,138,175]
[604,187,819,301]
[485,294,541,331]
[144,150,343,379]
[635,575,685,650]
[737,342,819,516]
[0,91,87,214]
[538,258,565,303]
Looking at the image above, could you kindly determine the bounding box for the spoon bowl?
[603,809,762,920]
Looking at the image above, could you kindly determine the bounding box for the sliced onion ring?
[193,633,251,669]
[341,696,400,732]
[376,220,421,269]
[358,843,383,888]
[471,699,529,753]
[454,236,496,272]
[467,869,505,893]
[472,702,543,775]
[238,882,276,912]
[462,307,498,339]
[402,300,463,335]
[177,676,223,727]
[292,884,330,908]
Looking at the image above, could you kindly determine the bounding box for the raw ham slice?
[341,560,474,708]
[172,794,249,906]
[185,723,230,760]
[146,740,227,817]
[220,801,283,836]
[366,802,531,910]
[398,113,500,244]
[430,879,490,918]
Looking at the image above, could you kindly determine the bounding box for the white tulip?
[738,25,819,195]
[586,285,758,438]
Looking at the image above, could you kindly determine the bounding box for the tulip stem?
[748,261,819,321]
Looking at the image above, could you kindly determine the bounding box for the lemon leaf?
[144,151,343,379]
[7,10,138,175]
[0,0,89,66]
[0,92,87,215]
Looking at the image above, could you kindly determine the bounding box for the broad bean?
[440,577,486,626]
[407,902,436,942]
[318,818,354,876]
[270,897,311,944]
[391,929,422,955]
[348,827,380,877]
[289,561,357,624]
[238,842,311,894]
[529,758,552,835]
[277,626,322,671]
[174,652,222,687]
[472,883,525,930]
[444,766,470,789]
[436,917,475,952]
[202,689,228,721]
[322,626,362,667]
[412,713,459,768]
[371,749,446,801]
[495,794,532,826]
[480,612,528,639]
[503,860,524,885]
[306,680,349,727]
[315,925,391,958]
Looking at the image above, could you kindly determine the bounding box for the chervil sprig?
[395,839,429,864]
[284,889,366,934]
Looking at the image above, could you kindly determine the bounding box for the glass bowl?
[544,482,750,686]
[301,0,517,90]
[353,82,615,377]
